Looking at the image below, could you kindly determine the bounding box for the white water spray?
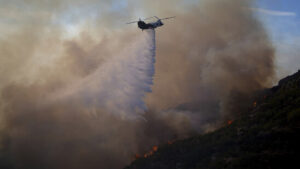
[54,29,156,119]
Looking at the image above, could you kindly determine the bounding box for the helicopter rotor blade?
[126,21,138,24]
[154,16,160,20]
[160,16,176,20]
[143,16,154,20]
[126,16,175,24]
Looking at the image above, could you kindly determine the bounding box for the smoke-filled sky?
[0,0,298,82]
[0,0,299,169]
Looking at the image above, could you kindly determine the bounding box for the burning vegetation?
[227,120,233,125]
[253,101,257,107]
[133,145,159,160]
[125,70,300,169]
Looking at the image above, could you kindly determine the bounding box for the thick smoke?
[0,0,275,169]
[146,0,275,130]
[51,30,156,119]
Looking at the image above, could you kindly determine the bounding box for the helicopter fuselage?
[137,20,164,30]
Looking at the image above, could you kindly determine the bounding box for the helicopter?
[126,16,175,30]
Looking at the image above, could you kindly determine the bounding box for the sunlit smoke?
[51,29,156,119]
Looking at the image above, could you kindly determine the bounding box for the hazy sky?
[62,0,300,78]
[0,0,299,79]
[255,0,300,78]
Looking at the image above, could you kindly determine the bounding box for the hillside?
[125,70,300,169]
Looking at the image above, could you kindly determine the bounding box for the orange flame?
[142,145,158,158]
[131,154,141,161]
[227,120,233,125]
[133,143,171,160]
[152,145,158,152]
[135,154,141,159]
[253,101,257,107]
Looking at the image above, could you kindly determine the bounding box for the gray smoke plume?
[0,0,275,169]
[0,30,158,169]
[50,29,156,119]
[146,0,275,130]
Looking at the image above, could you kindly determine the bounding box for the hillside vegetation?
[125,71,300,169]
